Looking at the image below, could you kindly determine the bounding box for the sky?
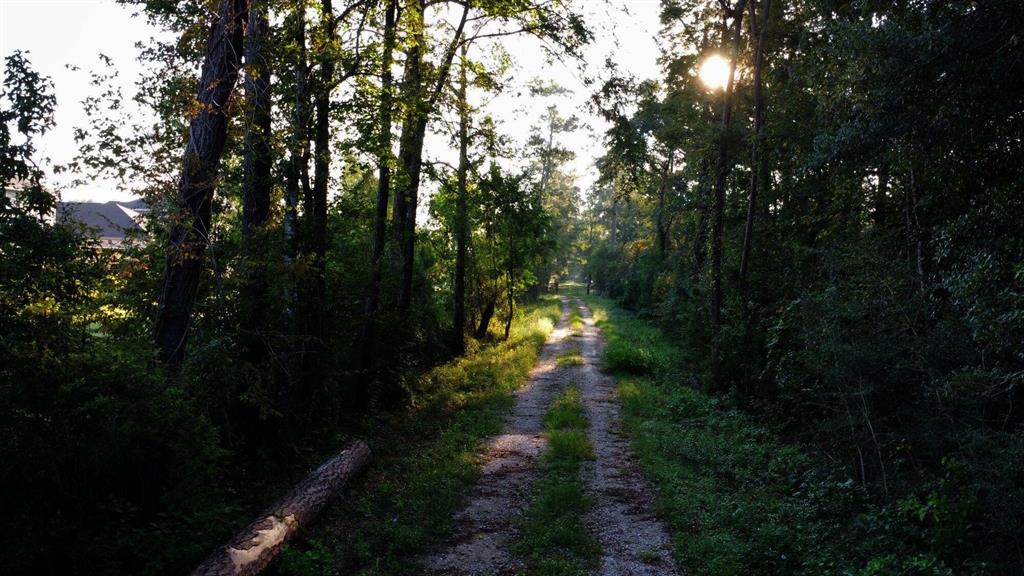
[0,0,663,203]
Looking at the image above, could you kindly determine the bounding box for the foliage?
[1,53,235,576]
[582,0,1024,572]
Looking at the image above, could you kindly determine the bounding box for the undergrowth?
[277,296,562,576]
[582,293,859,576]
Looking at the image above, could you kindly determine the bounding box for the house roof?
[57,200,148,248]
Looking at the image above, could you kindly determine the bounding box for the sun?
[698,54,731,91]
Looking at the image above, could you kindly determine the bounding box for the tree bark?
[392,0,425,311]
[285,1,310,268]
[739,0,771,284]
[241,0,273,361]
[153,0,247,367]
[298,0,336,379]
[874,163,889,227]
[709,1,747,327]
[656,152,674,259]
[453,41,469,355]
[475,295,497,339]
[538,107,555,202]
[309,0,335,276]
[190,441,370,576]
[395,2,469,312]
[690,151,713,279]
[242,0,271,242]
[504,270,514,340]
[360,0,398,369]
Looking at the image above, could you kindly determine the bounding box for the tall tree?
[709,0,746,327]
[738,0,771,283]
[453,40,470,354]
[241,0,273,361]
[308,0,336,278]
[153,0,248,366]
[360,0,399,368]
[394,0,469,312]
[285,0,310,272]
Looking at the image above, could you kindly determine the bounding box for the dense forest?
[1,0,1022,575]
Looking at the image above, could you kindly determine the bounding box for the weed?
[569,306,585,336]
[639,548,662,564]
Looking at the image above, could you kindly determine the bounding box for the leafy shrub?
[603,340,660,375]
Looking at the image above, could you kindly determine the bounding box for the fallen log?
[191,441,371,576]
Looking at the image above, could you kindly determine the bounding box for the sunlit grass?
[548,429,592,462]
[569,305,585,337]
[556,345,584,367]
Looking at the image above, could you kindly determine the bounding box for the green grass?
[544,387,588,430]
[569,305,585,337]
[515,386,599,576]
[582,293,848,576]
[278,297,563,576]
[556,345,584,367]
[547,429,593,462]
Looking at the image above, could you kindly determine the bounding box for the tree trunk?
[242,0,271,243]
[475,295,497,339]
[538,109,555,202]
[190,441,370,576]
[395,2,468,312]
[739,0,771,284]
[285,1,309,270]
[609,200,618,244]
[692,200,708,277]
[690,154,713,278]
[153,0,247,367]
[656,152,673,259]
[297,0,336,381]
[453,42,469,355]
[393,0,425,312]
[309,0,334,276]
[874,163,889,227]
[241,0,272,362]
[709,1,747,327]
[504,272,514,341]
[360,0,398,369]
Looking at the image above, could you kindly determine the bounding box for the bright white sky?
[0,0,662,202]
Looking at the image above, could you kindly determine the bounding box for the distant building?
[5,178,149,249]
[57,199,149,249]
